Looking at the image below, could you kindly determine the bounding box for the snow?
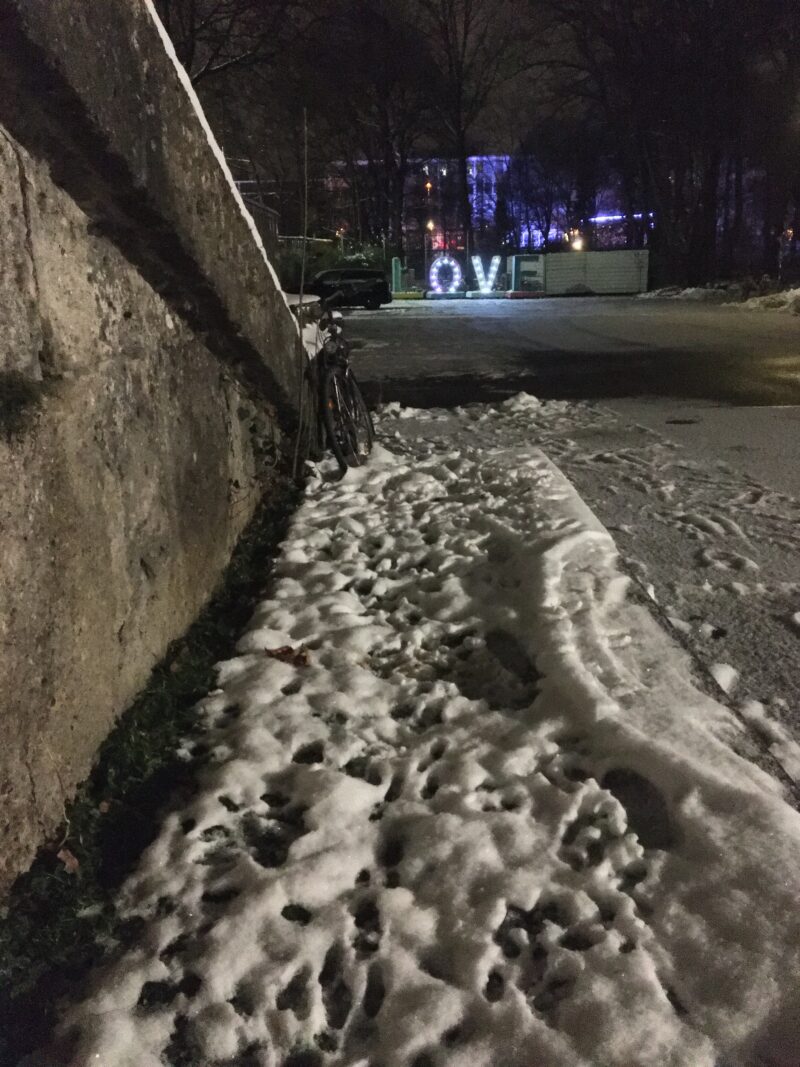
[640,284,800,314]
[739,701,800,783]
[142,0,298,333]
[740,287,800,314]
[493,396,800,789]
[284,296,337,357]
[638,286,732,303]
[301,320,323,358]
[605,400,800,500]
[34,398,800,1067]
[710,662,739,695]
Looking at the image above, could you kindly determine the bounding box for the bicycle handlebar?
[322,289,345,310]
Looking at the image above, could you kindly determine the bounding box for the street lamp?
[424,219,436,284]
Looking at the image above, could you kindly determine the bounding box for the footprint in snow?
[697,546,759,572]
[601,768,675,851]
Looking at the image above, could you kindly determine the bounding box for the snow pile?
[639,286,732,303]
[739,287,800,314]
[640,283,800,313]
[38,400,800,1067]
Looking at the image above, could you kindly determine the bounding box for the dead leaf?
[264,645,310,668]
[57,847,80,874]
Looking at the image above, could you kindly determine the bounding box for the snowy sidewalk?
[42,398,800,1067]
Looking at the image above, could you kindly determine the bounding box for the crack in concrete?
[22,750,48,839]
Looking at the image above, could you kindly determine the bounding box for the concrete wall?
[0,0,306,893]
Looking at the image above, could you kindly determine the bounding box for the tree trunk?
[731,154,744,272]
[720,155,733,277]
[687,149,720,285]
[391,160,407,256]
[456,130,473,256]
[762,164,790,276]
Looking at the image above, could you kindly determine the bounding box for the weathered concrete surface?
[0,0,302,421]
[0,0,307,893]
[0,135,45,379]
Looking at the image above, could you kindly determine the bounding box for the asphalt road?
[347,297,800,408]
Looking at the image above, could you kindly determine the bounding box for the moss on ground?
[0,480,300,1066]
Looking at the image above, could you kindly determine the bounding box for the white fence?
[511,250,649,295]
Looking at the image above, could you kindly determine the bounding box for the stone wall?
[0,0,306,893]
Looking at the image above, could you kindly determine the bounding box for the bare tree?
[537,0,800,282]
[155,0,296,84]
[297,0,434,250]
[416,0,533,253]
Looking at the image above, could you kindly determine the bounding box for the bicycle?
[308,292,374,474]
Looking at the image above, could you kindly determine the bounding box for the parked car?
[306,267,392,310]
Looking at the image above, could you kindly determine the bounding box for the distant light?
[571,236,584,251]
[429,254,462,293]
[472,254,501,292]
[589,211,654,223]
[426,219,435,231]
[425,181,433,192]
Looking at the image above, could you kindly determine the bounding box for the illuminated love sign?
[429,255,462,294]
[472,255,502,292]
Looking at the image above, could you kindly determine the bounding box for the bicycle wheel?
[322,365,360,474]
[346,372,374,459]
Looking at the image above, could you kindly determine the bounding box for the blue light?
[589,212,654,223]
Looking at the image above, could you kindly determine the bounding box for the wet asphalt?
[346,297,800,408]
